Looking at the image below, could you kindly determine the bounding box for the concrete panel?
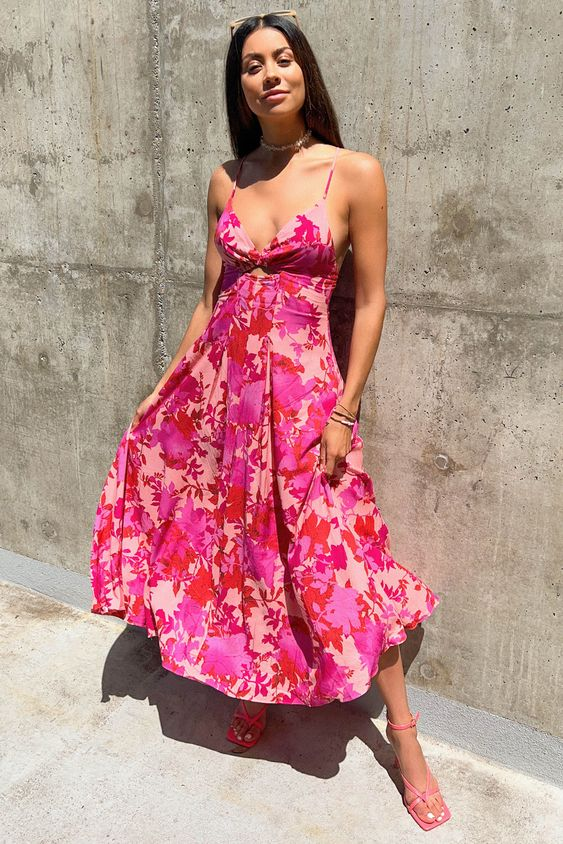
[356,304,562,734]
[0,1,154,267]
[321,1,562,315]
[0,262,158,569]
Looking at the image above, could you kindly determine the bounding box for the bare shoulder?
[209,157,241,190]
[207,157,241,213]
[337,148,386,190]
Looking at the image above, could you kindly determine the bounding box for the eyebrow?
[241,46,293,63]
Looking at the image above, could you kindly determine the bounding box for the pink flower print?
[323,583,363,636]
[200,633,254,679]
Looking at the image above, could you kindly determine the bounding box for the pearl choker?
[259,128,312,152]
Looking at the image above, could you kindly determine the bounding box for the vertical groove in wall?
[147,0,169,374]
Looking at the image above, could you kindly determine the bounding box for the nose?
[263,61,281,84]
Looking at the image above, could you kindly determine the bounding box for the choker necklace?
[259,127,312,152]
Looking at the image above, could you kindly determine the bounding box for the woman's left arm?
[341,153,388,409]
[320,153,388,476]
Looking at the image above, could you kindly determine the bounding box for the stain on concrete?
[430,187,550,314]
[399,128,453,158]
[135,191,154,219]
[1,582,85,625]
[40,521,58,542]
[0,40,37,94]
[29,169,42,197]
[419,658,452,687]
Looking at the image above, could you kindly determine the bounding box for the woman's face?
[239,26,305,119]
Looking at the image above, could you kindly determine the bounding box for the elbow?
[356,291,387,312]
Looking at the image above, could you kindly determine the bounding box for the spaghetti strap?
[229,156,246,199]
[323,147,341,199]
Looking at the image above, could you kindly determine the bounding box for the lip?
[262,90,289,100]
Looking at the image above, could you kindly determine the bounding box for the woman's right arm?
[131,163,230,427]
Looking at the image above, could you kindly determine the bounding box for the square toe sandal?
[387,711,452,831]
[226,701,268,748]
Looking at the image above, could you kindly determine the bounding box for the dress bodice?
[214,148,341,294]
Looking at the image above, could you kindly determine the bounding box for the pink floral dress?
[90,147,440,706]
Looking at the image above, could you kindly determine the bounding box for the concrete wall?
[1,1,561,737]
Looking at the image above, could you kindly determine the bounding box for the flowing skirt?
[90,272,440,705]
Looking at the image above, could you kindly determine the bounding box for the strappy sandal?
[226,701,268,748]
[387,710,452,831]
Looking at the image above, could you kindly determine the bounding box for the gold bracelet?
[330,410,356,423]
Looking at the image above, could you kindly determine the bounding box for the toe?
[410,796,440,825]
[430,798,445,822]
[417,804,435,823]
[429,790,445,816]
[429,794,441,811]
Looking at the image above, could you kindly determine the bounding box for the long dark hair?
[225,14,344,158]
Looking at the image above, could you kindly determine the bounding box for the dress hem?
[90,596,439,708]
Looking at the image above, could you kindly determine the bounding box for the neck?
[258,117,310,154]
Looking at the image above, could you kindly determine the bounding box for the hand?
[319,417,352,477]
[131,389,160,430]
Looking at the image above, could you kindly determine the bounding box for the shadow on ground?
[98,619,424,783]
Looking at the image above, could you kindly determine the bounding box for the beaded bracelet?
[325,398,358,430]
[328,411,355,428]
[328,415,355,429]
[330,409,355,424]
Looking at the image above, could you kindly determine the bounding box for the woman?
[90,11,450,831]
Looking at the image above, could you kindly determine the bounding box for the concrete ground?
[1,580,562,844]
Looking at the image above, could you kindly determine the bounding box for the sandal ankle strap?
[386,710,420,730]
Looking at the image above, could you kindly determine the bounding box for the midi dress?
[90,146,440,706]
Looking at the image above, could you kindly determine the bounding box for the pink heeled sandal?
[387,710,452,831]
[226,701,268,748]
